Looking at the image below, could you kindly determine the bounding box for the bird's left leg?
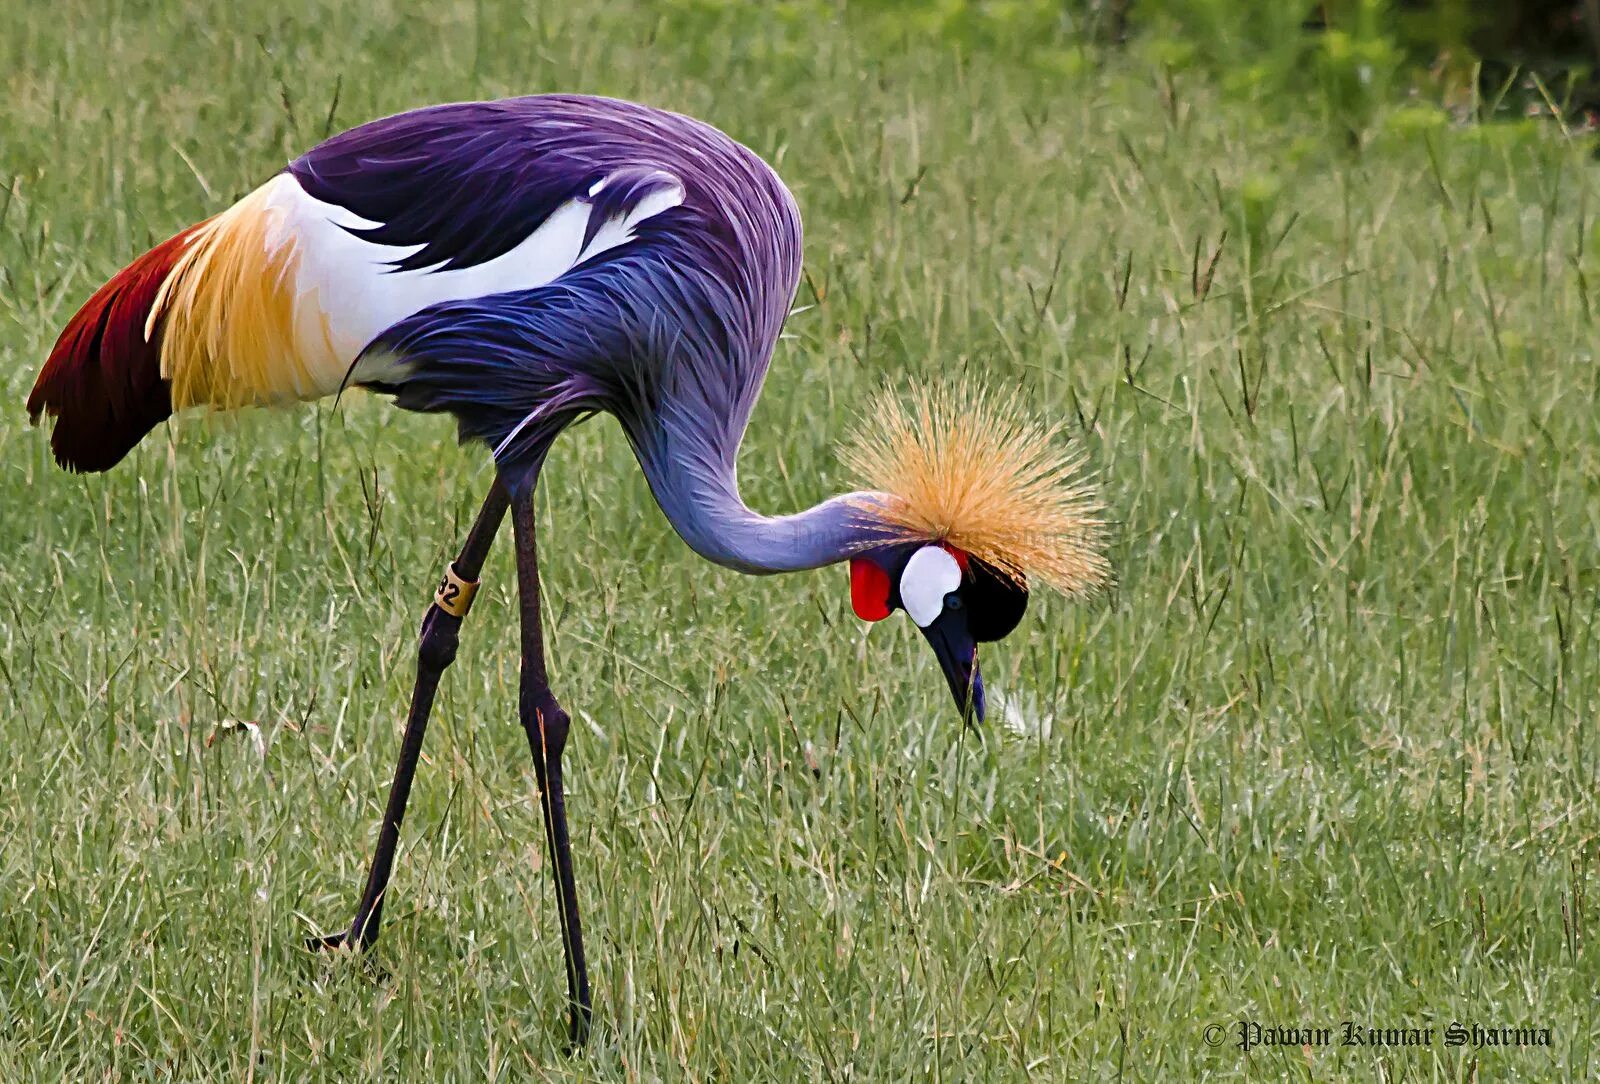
[510,483,593,1047]
[310,483,510,953]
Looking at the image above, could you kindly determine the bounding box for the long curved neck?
[633,434,893,575]
[677,488,887,574]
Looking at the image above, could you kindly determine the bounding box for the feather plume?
[26,225,199,471]
[842,380,1110,597]
[148,180,331,410]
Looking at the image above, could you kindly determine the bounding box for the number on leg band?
[435,564,480,618]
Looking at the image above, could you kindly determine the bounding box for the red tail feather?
[27,226,202,472]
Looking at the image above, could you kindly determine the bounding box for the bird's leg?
[310,483,510,953]
[510,485,593,1047]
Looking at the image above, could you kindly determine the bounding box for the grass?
[3,1,1600,1078]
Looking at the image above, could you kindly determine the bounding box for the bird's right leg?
[509,481,593,1047]
[310,482,510,952]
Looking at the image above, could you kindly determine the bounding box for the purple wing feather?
[296,94,806,543]
[299,95,803,533]
[291,101,602,273]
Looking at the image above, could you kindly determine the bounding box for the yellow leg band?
[435,563,480,618]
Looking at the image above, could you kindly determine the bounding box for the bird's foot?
[563,1015,593,1055]
[305,922,370,954]
[306,930,352,953]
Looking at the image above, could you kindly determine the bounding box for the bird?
[26,94,1108,1047]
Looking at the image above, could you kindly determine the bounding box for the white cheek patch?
[901,546,962,628]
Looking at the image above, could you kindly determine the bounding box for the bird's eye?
[944,592,962,611]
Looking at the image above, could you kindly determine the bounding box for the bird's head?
[841,381,1109,723]
[845,541,1027,722]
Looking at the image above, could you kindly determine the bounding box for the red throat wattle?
[849,558,891,621]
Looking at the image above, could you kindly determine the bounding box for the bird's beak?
[919,612,985,724]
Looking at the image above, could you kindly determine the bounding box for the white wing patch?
[261,170,685,396]
[900,545,961,628]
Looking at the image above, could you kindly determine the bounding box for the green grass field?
[4,1,1600,1079]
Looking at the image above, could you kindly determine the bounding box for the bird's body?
[32,95,851,570]
[28,94,1107,1046]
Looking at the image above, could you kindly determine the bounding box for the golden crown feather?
[843,379,1110,599]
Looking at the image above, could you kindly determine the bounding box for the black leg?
[510,484,593,1047]
[311,483,510,952]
